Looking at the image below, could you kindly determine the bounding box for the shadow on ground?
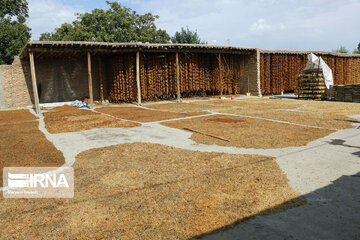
[352,151,360,157]
[328,139,360,158]
[194,172,360,240]
[334,118,360,124]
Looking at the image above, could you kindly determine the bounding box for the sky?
[27,0,360,52]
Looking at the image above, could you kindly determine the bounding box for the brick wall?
[0,56,32,109]
[0,66,5,108]
[239,49,261,96]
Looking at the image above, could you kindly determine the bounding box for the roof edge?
[259,49,360,57]
[19,40,360,59]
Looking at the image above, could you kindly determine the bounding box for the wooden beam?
[183,127,230,142]
[136,51,141,105]
[176,52,181,101]
[21,48,254,60]
[98,56,104,103]
[219,53,223,97]
[29,52,40,114]
[87,52,94,109]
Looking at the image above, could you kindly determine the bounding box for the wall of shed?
[0,55,103,109]
[0,50,260,109]
[260,53,360,95]
[0,56,32,109]
[34,55,101,103]
[320,56,360,85]
[105,51,260,103]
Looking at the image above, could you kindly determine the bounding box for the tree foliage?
[0,0,28,18]
[333,45,349,54]
[0,0,31,64]
[171,26,206,44]
[40,1,170,43]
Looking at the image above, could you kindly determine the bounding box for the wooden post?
[98,56,104,103]
[176,52,181,101]
[87,52,94,109]
[246,76,251,96]
[219,53,223,98]
[136,51,141,105]
[29,52,40,114]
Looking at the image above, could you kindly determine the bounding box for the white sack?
[303,53,333,89]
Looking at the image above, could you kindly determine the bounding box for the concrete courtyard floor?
[200,117,360,240]
[1,96,360,239]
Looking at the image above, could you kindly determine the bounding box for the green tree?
[40,1,170,43]
[0,0,31,64]
[171,26,207,44]
[333,45,349,54]
[353,43,360,54]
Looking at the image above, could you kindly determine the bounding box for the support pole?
[136,51,141,105]
[87,52,94,109]
[176,52,181,101]
[98,56,104,103]
[219,53,223,98]
[29,52,40,114]
[281,55,284,95]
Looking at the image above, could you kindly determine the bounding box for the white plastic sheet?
[303,53,333,89]
[71,100,90,108]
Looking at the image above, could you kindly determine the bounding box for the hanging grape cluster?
[260,53,360,95]
[106,52,246,102]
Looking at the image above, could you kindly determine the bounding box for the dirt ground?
[0,143,304,239]
[0,110,64,186]
[162,114,333,149]
[97,106,204,122]
[43,105,140,133]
